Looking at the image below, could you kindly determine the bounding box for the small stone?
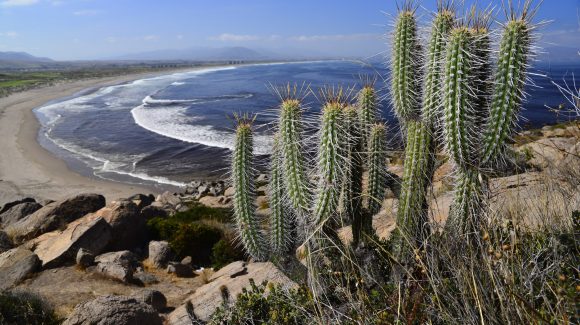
[76,248,94,268]
[134,271,159,285]
[181,256,192,265]
[167,261,193,278]
[149,241,172,268]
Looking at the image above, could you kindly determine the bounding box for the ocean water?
[34,60,580,190]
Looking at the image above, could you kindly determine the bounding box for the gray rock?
[127,194,154,210]
[6,194,105,243]
[168,261,297,322]
[88,200,146,252]
[0,248,40,291]
[63,295,162,325]
[95,261,133,283]
[167,261,193,278]
[156,191,181,208]
[140,205,168,221]
[132,289,167,312]
[133,271,159,285]
[76,248,94,268]
[197,185,209,196]
[181,256,192,265]
[0,197,36,215]
[0,202,42,228]
[224,187,235,197]
[28,215,112,269]
[0,230,13,253]
[95,250,138,267]
[148,241,172,268]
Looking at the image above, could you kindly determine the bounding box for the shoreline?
[0,67,213,206]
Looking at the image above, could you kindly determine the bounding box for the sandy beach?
[0,69,200,206]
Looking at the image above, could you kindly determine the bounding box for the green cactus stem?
[279,99,310,216]
[269,134,292,254]
[482,17,531,164]
[357,85,378,146]
[312,100,345,226]
[391,6,422,122]
[232,119,268,261]
[447,168,485,235]
[367,124,388,217]
[422,8,455,127]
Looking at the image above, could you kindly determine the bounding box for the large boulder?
[156,191,181,209]
[6,194,105,243]
[148,241,172,268]
[0,201,43,228]
[0,248,40,291]
[132,289,167,312]
[127,194,155,210]
[88,200,146,251]
[167,261,297,323]
[63,295,162,325]
[27,215,112,269]
[0,197,36,215]
[140,205,168,221]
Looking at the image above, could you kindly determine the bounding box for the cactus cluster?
[231,0,537,278]
[231,84,388,261]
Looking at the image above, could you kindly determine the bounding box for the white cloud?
[0,0,38,7]
[0,31,18,38]
[142,35,158,41]
[289,33,379,42]
[209,33,260,41]
[73,9,102,16]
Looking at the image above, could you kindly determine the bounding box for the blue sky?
[0,0,578,60]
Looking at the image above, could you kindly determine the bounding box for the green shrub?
[210,281,313,325]
[211,239,245,270]
[0,291,60,325]
[146,204,241,267]
[172,202,232,223]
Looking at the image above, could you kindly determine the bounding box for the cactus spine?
[232,120,268,261]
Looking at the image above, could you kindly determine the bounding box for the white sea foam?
[131,103,272,155]
[171,81,186,86]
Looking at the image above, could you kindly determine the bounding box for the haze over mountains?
[0,44,578,70]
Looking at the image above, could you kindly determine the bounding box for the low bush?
[0,291,60,325]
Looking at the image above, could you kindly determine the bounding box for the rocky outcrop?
[167,261,297,323]
[27,215,112,269]
[63,295,162,325]
[76,248,94,268]
[140,205,168,221]
[88,200,146,252]
[0,248,40,291]
[0,230,13,253]
[148,240,172,268]
[127,193,155,210]
[198,195,232,208]
[0,197,36,215]
[0,201,42,228]
[6,194,105,243]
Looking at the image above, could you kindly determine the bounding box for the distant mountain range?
[0,51,53,62]
[108,46,330,61]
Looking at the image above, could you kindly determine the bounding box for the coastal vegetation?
[228,1,579,323]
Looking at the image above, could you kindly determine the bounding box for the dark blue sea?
[34,60,580,190]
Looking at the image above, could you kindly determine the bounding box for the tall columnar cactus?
[269,134,292,254]
[367,124,388,217]
[312,98,346,226]
[279,99,310,216]
[357,85,378,146]
[482,12,532,164]
[422,6,455,127]
[391,6,422,123]
[232,119,268,261]
[442,5,536,234]
[341,105,363,225]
